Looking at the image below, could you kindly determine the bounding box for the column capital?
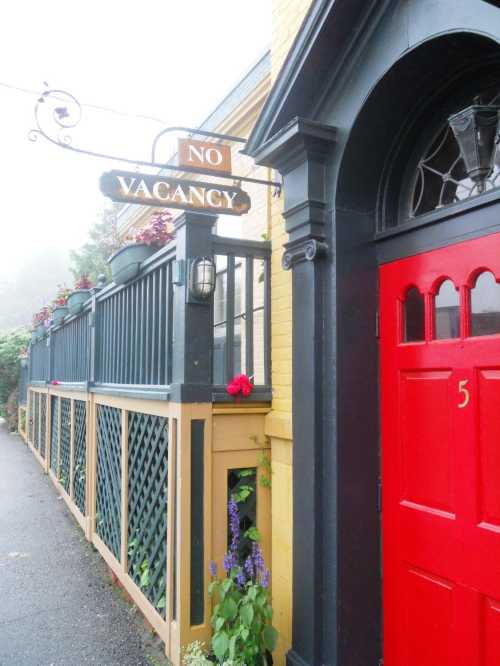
[253,117,336,253]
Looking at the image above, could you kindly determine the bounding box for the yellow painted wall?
[272,0,314,82]
[267,2,313,662]
[115,4,319,655]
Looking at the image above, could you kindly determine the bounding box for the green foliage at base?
[0,329,29,418]
[209,574,277,665]
[69,207,121,284]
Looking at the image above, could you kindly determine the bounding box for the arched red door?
[380,231,500,665]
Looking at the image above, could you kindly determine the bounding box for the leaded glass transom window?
[410,91,500,218]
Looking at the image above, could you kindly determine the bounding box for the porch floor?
[0,421,169,666]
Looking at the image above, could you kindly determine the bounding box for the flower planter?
[67,289,91,315]
[20,358,28,368]
[107,243,157,285]
[35,324,46,339]
[52,306,68,327]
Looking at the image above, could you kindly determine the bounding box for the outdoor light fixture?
[188,257,216,301]
[448,101,500,193]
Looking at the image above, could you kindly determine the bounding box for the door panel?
[400,370,454,513]
[380,232,500,665]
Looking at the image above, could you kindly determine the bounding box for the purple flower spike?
[223,553,234,573]
[236,567,246,587]
[228,496,240,556]
[244,555,254,579]
[251,542,265,575]
[209,561,217,577]
[261,568,271,589]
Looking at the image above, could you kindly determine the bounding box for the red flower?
[51,380,61,385]
[226,374,254,400]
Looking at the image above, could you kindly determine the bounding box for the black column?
[171,211,217,403]
[253,118,336,666]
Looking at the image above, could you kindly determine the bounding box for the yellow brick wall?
[272,0,314,81]
[116,17,312,657]
[267,2,313,661]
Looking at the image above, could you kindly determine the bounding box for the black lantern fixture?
[448,100,500,193]
[188,257,216,302]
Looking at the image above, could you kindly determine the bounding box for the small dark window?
[435,280,460,339]
[471,271,500,337]
[228,467,257,562]
[404,287,425,342]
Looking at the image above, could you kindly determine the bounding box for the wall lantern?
[188,257,216,302]
[448,101,500,193]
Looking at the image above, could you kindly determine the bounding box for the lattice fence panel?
[59,398,71,493]
[28,391,34,444]
[73,400,87,515]
[96,405,122,561]
[40,395,47,459]
[50,397,59,474]
[127,412,168,616]
[228,467,257,562]
[33,393,40,450]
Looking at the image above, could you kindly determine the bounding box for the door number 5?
[458,380,470,409]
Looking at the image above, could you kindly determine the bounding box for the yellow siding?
[267,2,316,659]
[272,0,314,81]
[115,15,306,658]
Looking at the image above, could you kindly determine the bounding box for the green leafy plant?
[182,641,213,666]
[0,329,30,421]
[74,461,86,484]
[208,498,277,664]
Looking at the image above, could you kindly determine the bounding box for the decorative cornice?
[282,238,329,270]
[250,116,337,173]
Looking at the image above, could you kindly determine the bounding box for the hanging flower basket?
[108,210,174,285]
[67,275,94,315]
[107,242,157,285]
[52,305,68,326]
[67,290,92,315]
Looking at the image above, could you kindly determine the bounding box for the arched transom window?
[410,90,500,218]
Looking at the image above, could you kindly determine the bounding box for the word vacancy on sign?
[99,170,251,216]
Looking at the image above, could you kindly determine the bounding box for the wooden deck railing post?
[47,332,53,383]
[69,399,75,499]
[89,293,97,385]
[171,212,217,403]
[87,393,97,542]
[120,408,129,573]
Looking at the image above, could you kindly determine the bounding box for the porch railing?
[19,363,28,405]
[28,213,271,401]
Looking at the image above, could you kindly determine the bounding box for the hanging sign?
[100,170,251,216]
[178,138,232,174]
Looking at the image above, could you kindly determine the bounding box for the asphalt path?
[0,421,169,666]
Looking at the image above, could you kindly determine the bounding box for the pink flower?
[226,374,254,400]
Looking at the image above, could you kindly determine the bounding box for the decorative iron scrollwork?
[29,86,82,149]
[28,85,282,194]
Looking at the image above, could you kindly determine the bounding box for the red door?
[380,232,500,666]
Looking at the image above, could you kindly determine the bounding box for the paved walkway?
[0,422,169,666]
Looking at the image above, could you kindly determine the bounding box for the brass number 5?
[458,380,470,409]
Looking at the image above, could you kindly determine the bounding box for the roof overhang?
[244,0,387,156]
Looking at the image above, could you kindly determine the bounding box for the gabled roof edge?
[244,0,336,155]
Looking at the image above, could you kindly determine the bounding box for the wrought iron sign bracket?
[28,86,282,197]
